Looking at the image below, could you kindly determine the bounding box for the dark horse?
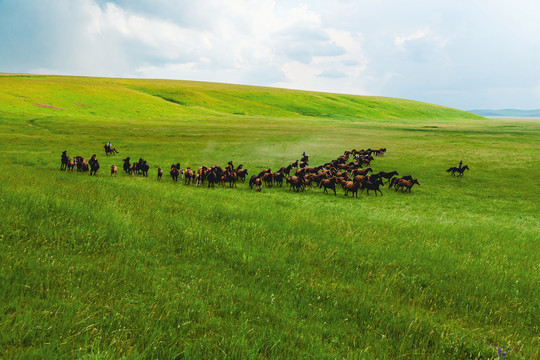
[61,151,70,170]
[361,177,384,196]
[104,144,119,156]
[375,170,398,183]
[89,155,100,176]
[170,167,179,181]
[123,157,131,173]
[446,165,469,176]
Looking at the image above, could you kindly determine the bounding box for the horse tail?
[446,168,453,172]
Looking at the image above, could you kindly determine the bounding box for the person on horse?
[458,160,463,170]
[106,142,112,151]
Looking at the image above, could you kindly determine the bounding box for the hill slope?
[0,74,483,121]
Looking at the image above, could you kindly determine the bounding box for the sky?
[1,0,539,110]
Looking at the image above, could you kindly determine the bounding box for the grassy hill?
[0,74,482,121]
[0,75,538,359]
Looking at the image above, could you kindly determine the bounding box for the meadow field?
[0,75,538,359]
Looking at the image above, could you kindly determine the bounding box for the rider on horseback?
[458,160,463,170]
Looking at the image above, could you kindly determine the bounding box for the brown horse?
[261,172,274,188]
[254,177,262,192]
[157,168,163,180]
[224,170,238,188]
[110,165,118,177]
[170,167,179,182]
[395,179,420,192]
[184,167,195,185]
[319,177,337,195]
[104,144,119,156]
[389,175,413,189]
[351,167,373,177]
[66,159,76,172]
[343,181,360,197]
[237,168,249,182]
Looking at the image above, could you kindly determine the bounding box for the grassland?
[0,75,538,359]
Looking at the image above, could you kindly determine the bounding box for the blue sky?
[1,0,539,110]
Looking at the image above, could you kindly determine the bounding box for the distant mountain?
[468,109,540,117]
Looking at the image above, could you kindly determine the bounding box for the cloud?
[1,0,540,109]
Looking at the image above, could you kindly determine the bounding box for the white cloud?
[1,0,540,109]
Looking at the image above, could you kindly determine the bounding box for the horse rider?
[458,160,463,170]
[107,141,112,150]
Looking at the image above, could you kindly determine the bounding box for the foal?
[110,165,118,177]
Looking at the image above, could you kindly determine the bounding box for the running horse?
[104,144,119,156]
[89,154,100,176]
[446,165,469,176]
[60,151,70,170]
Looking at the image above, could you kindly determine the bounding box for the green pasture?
[0,75,538,359]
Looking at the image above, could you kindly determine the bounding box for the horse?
[351,167,373,177]
[361,177,384,196]
[287,175,305,192]
[66,159,76,172]
[252,177,262,192]
[261,172,274,188]
[359,156,374,166]
[61,151,70,170]
[249,175,259,189]
[110,165,118,177]
[273,172,284,187]
[237,168,248,182]
[157,168,163,180]
[73,156,85,172]
[278,165,292,176]
[104,144,119,156]
[170,167,179,182]
[184,167,194,185]
[376,170,399,183]
[224,170,238,188]
[206,167,222,188]
[319,177,337,195]
[89,157,100,176]
[139,161,149,177]
[196,166,207,185]
[123,157,131,173]
[388,175,413,189]
[395,179,420,192]
[446,165,469,176]
[344,181,360,197]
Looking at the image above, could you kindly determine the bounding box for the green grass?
[0,75,538,359]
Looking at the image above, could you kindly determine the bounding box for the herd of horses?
[59,146,465,197]
[60,144,469,196]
